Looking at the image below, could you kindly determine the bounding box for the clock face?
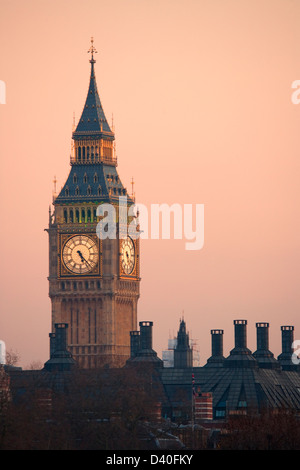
[120,237,135,275]
[62,235,98,274]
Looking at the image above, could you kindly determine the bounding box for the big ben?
[46,40,140,369]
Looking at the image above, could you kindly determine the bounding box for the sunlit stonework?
[46,40,140,368]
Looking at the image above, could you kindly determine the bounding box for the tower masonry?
[46,40,140,368]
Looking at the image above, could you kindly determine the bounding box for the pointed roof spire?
[72,38,114,139]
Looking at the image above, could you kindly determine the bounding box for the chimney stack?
[277,326,297,370]
[224,320,257,368]
[130,331,140,358]
[44,323,76,372]
[49,332,56,358]
[140,321,153,351]
[205,329,224,367]
[253,322,279,369]
[281,326,294,355]
[256,322,269,351]
[234,320,247,349]
[54,323,68,352]
[126,321,163,367]
[211,329,224,357]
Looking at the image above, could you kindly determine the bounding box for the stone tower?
[174,319,193,368]
[46,40,140,369]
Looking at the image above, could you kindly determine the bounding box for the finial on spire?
[131,177,135,201]
[52,176,57,203]
[111,113,115,132]
[53,175,57,193]
[87,36,98,63]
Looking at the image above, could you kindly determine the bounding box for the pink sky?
[0,0,299,368]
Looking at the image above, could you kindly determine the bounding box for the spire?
[73,38,114,139]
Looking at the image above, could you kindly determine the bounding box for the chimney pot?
[211,329,224,357]
[139,321,153,351]
[130,331,140,357]
[256,322,269,350]
[281,325,294,354]
[234,319,247,349]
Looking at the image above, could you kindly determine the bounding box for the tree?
[220,408,300,450]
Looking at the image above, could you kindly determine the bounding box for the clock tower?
[47,40,140,368]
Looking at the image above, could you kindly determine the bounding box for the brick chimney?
[44,323,76,372]
[277,326,298,370]
[224,320,257,369]
[205,329,224,367]
[253,323,279,369]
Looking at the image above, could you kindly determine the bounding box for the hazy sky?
[0,0,299,368]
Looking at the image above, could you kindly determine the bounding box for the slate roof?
[73,59,113,139]
[55,56,130,205]
[161,365,300,416]
[55,163,128,204]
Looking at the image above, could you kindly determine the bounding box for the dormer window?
[87,185,92,196]
[93,173,98,183]
[65,186,69,196]
[75,186,80,196]
[97,185,102,196]
[73,174,77,184]
[83,173,88,184]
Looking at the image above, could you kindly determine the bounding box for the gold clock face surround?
[120,236,135,275]
[62,235,99,274]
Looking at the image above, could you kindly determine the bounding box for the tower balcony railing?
[70,154,117,166]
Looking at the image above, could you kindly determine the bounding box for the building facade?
[46,41,140,368]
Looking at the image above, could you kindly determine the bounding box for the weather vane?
[87,37,98,62]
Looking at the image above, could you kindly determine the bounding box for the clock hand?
[77,250,92,268]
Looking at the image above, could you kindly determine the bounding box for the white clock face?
[62,235,98,274]
[121,237,135,275]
